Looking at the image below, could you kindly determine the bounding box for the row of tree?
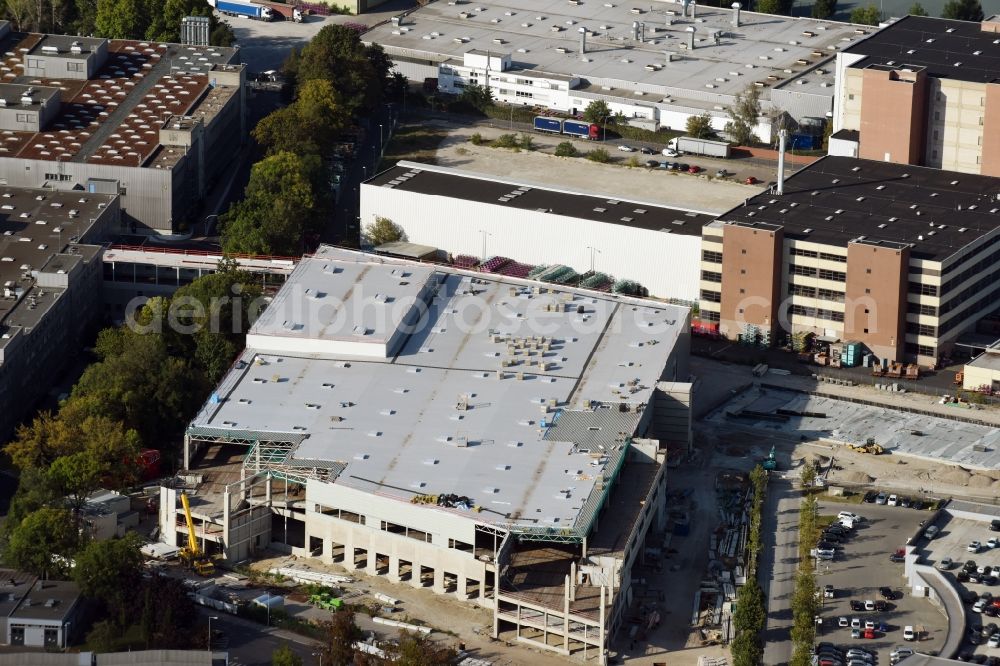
[752,0,984,23]
[2,265,261,581]
[5,0,234,46]
[731,465,768,666]
[220,25,401,256]
[790,494,820,666]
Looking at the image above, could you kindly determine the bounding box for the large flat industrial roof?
[713,156,1000,261]
[0,30,239,168]
[0,187,115,330]
[365,0,872,105]
[191,246,687,533]
[843,15,1000,84]
[369,161,715,236]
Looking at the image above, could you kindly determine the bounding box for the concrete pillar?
[343,537,358,570]
[433,568,446,595]
[564,575,571,653]
[388,555,401,583]
[411,565,425,589]
[365,551,378,576]
[183,434,191,470]
[457,576,468,599]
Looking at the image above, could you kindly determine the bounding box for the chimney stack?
[639,22,645,42]
[632,21,639,40]
[579,27,587,54]
[687,26,696,50]
[732,2,742,28]
[777,129,787,195]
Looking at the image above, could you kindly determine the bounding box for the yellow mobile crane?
[179,492,215,576]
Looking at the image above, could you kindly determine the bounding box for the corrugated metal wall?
[361,185,703,302]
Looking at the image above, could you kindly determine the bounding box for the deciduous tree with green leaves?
[583,99,612,125]
[253,79,350,157]
[941,0,983,20]
[686,112,715,139]
[811,0,838,19]
[295,25,383,115]
[459,83,495,113]
[74,533,145,627]
[908,1,928,14]
[851,4,882,24]
[725,85,762,146]
[756,0,795,13]
[4,507,77,579]
[364,216,406,247]
[271,645,303,666]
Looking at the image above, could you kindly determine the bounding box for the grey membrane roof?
[843,15,1000,84]
[366,0,872,103]
[193,246,687,530]
[369,161,715,236]
[714,156,1000,261]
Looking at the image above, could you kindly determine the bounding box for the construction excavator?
[848,437,885,455]
[179,492,215,576]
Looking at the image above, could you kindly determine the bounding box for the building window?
[701,270,721,282]
[865,268,871,274]
[25,58,42,68]
[448,538,474,552]
[702,249,722,263]
[66,62,83,72]
[818,252,846,263]
[817,288,845,303]
[790,247,818,259]
[44,628,58,647]
[908,282,938,297]
[700,289,721,303]
[514,90,533,98]
[15,113,29,123]
[10,626,23,646]
[848,94,854,100]
[818,269,846,282]
[791,264,817,277]
[788,283,816,298]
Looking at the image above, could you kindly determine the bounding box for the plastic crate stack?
[739,323,760,346]
[499,262,534,279]
[579,272,613,291]
[452,255,480,269]
[758,328,771,348]
[480,256,512,273]
[612,279,642,296]
[528,265,550,279]
[538,265,579,285]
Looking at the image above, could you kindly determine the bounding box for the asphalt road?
[761,477,801,666]
[198,608,321,666]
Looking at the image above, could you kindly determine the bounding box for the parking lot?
[816,500,947,662]
[916,515,1000,661]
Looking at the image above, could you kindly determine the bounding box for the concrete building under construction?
[158,246,693,662]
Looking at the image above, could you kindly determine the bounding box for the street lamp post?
[207,616,219,652]
[478,229,491,261]
[313,652,324,666]
[379,123,384,146]
[586,246,601,272]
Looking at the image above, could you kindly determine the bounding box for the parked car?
[662,148,679,157]
[864,619,876,630]
[970,540,983,553]
[863,490,878,503]
[617,144,635,152]
[715,169,729,178]
[967,560,979,571]
[678,163,690,172]
[840,616,850,627]
[889,553,905,563]
[850,600,865,612]
[645,160,659,168]
[851,628,861,639]
[640,146,655,154]
[824,585,836,598]
[875,600,889,612]
[688,164,702,174]
[991,519,1000,532]
[839,512,863,522]
[989,632,1000,648]
[891,647,914,664]
[864,599,875,611]
[900,496,912,508]
[852,618,862,629]
[984,605,1000,617]
[903,625,916,641]
[975,599,989,613]
[937,557,954,570]
[988,538,1000,549]
[880,587,896,600]
[888,494,899,506]
[876,492,888,505]
[745,175,759,185]
[913,499,926,510]
[863,628,875,639]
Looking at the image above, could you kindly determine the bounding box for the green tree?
[5,410,76,471]
[384,631,457,664]
[321,612,362,666]
[686,112,715,139]
[582,99,612,125]
[74,0,98,34]
[47,451,103,518]
[210,20,236,46]
[850,4,882,24]
[253,79,349,156]
[272,645,303,666]
[725,85,762,147]
[146,0,213,42]
[458,83,494,113]
[364,216,406,247]
[755,0,794,13]
[5,507,77,578]
[296,25,381,115]
[730,628,763,666]
[908,1,928,14]
[811,0,838,19]
[221,151,319,256]
[94,0,146,39]
[74,533,145,626]
[799,461,817,489]
[941,0,983,20]
[554,141,578,157]
[733,578,766,632]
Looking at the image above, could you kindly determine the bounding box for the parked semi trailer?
[533,117,562,133]
[211,0,274,20]
[667,136,731,159]
[562,119,600,140]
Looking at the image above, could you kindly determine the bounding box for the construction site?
[155,245,694,663]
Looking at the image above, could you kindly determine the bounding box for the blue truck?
[533,117,562,134]
[562,119,599,140]
[211,0,274,20]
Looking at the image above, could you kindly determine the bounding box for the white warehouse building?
[360,161,714,303]
[365,0,877,143]
[158,246,693,662]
